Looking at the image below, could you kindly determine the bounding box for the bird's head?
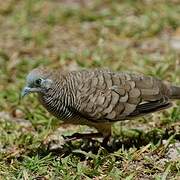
[21,67,53,98]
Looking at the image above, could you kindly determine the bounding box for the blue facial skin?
[21,72,53,98]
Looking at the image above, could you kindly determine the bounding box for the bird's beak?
[21,86,32,98]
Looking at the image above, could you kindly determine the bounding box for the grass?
[0,0,180,179]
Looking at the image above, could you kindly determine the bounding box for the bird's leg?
[93,123,112,147]
[102,135,111,147]
[63,132,103,142]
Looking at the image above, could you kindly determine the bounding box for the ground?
[0,0,180,179]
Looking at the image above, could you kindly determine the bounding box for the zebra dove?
[22,68,180,144]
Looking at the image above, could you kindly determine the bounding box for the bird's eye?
[35,78,42,86]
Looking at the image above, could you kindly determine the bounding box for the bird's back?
[74,69,171,122]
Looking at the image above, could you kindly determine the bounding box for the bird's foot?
[44,131,111,151]
[63,132,103,142]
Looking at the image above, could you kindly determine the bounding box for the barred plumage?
[22,67,180,141]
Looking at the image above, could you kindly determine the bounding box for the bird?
[21,67,180,145]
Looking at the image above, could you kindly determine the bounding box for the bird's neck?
[38,76,75,120]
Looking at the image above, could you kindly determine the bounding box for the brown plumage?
[22,68,180,144]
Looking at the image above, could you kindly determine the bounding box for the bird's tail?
[169,85,180,99]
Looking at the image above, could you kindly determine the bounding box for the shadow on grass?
[26,125,180,160]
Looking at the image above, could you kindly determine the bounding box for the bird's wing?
[76,70,170,122]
